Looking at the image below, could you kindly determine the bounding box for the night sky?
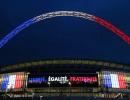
[0,0,130,66]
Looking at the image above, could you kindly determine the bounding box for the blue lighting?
[103,73,112,88]
[0,18,34,48]
[28,77,47,83]
[1,75,9,90]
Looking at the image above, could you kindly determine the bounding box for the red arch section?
[93,16,130,44]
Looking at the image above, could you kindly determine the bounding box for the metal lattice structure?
[0,11,130,48]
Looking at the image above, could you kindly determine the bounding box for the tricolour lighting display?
[0,72,26,91]
[103,72,127,89]
[0,71,129,92]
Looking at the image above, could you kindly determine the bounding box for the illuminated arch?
[0,11,130,48]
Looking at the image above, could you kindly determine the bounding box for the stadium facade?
[0,59,130,99]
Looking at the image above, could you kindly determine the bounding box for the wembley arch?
[0,11,130,48]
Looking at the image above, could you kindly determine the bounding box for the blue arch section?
[0,18,35,48]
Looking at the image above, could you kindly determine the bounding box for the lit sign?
[28,77,46,83]
[27,75,48,88]
[70,76,97,83]
[69,74,98,87]
[103,72,127,89]
[27,74,98,87]
[48,76,68,84]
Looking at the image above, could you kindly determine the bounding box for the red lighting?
[118,73,126,89]
[14,74,24,89]
[69,77,97,83]
[93,16,130,44]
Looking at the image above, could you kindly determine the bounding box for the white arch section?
[0,11,130,48]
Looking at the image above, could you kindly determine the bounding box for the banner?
[27,74,98,88]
